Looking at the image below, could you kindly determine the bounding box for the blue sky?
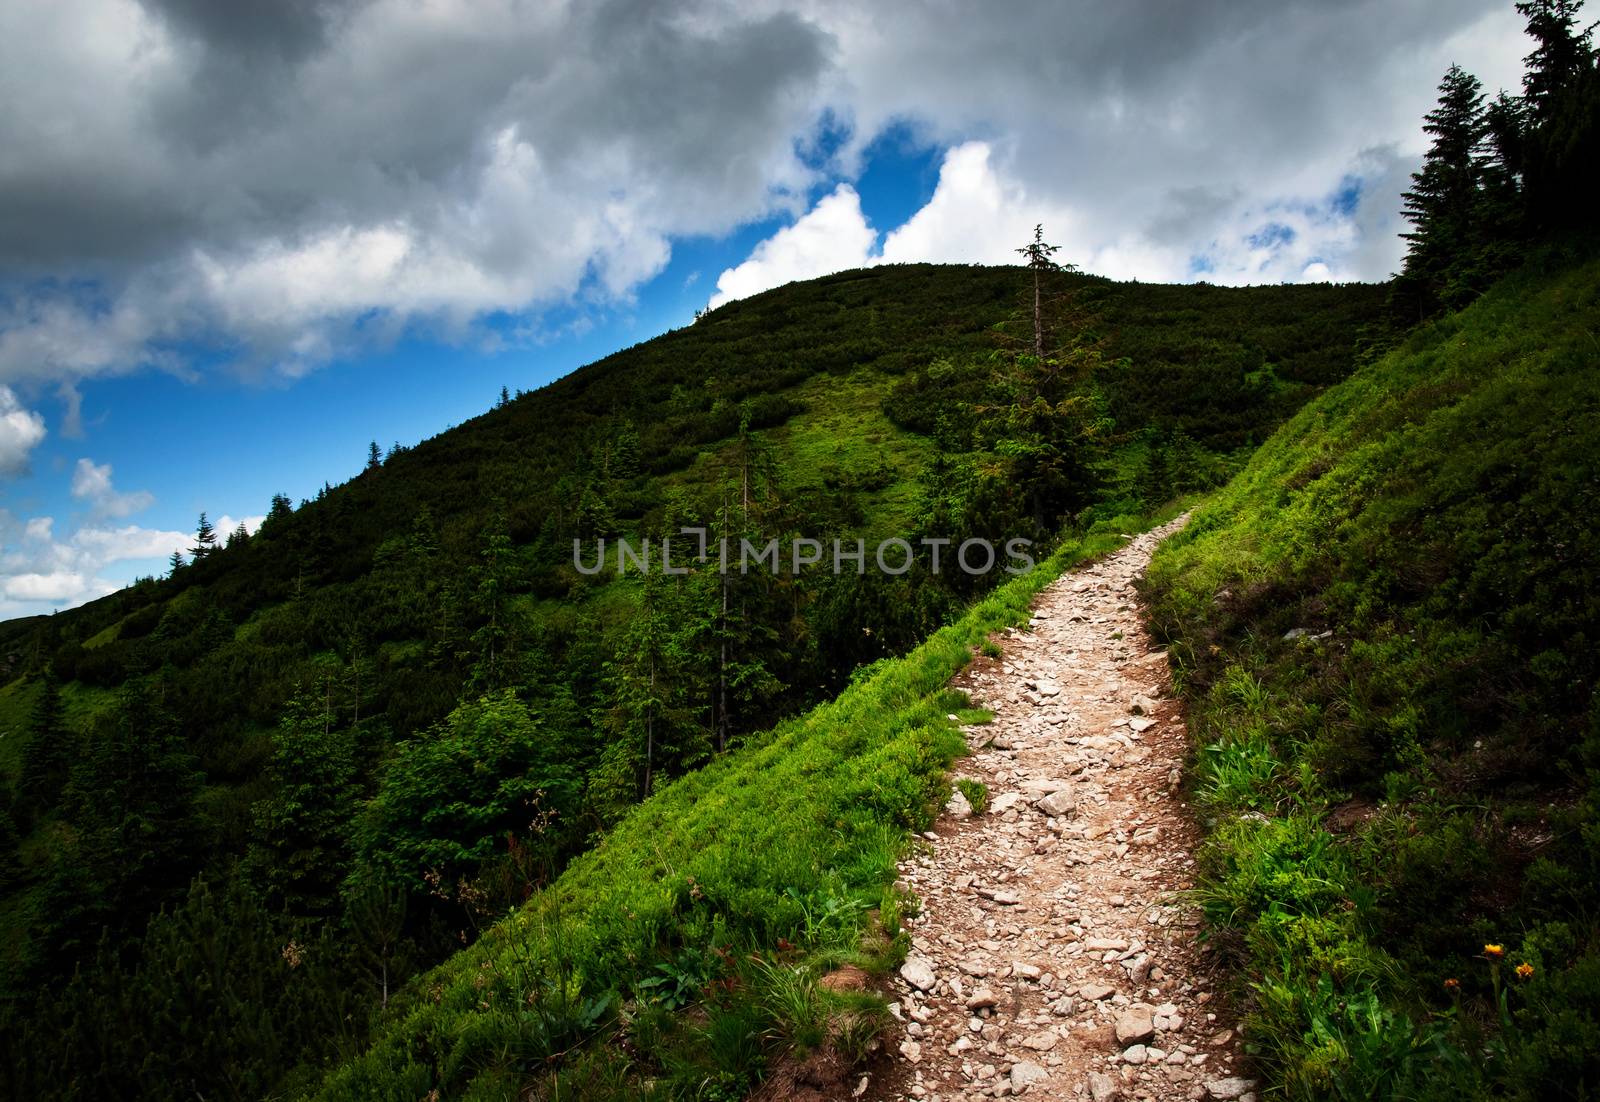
[0,128,947,617]
[0,0,1527,619]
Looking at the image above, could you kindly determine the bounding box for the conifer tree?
[1518,0,1595,120]
[0,805,20,892]
[17,669,67,822]
[1015,224,1065,360]
[1137,432,1175,510]
[366,440,382,471]
[599,571,679,805]
[192,511,217,559]
[1516,0,1600,226]
[612,421,642,481]
[469,514,517,691]
[36,683,201,966]
[246,689,357,915]
[346,878,409,1009]
[1398,65,1491,314]
[264,492,293,531]
[1484,90,1530,212]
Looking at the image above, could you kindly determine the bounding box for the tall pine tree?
[1398,65,1491,316]
[17,669,68,824]
[191,511,218,559]
[245,688,358,916]
[1516,0,1600,226]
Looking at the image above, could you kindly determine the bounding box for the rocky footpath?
[869,517,1255,1102]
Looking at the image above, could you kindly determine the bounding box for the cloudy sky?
[0,0,1527,619]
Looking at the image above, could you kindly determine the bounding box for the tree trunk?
[644,657,656,798]
[717,573,729,754]
[1033,264,1044,360]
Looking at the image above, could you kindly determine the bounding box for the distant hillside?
[1146,251,1600,1099]
[0,262,1385,1099]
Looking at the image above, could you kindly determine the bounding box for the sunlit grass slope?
[1146,254,1600,1100]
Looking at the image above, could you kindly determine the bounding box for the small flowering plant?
[1478,938,1538,1038]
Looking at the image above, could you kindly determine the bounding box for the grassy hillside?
[298,510,1168,1101]
[1145,253,1600,1099]
[0,263,1386,1099]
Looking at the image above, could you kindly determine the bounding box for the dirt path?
[869,517,1256,1102]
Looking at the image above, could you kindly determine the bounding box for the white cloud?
[0,0,1532,388]
[68,523,191,562]
[0,0,830,385]
[879,143,1065,266]
[709,184,877,307]
[0,385,47,476]
[711,140,1396,304]
[0,501,191,618]
[0,497,273,618]
[70,456,155,518]
[213,514,266,539]
[3,571,102,603]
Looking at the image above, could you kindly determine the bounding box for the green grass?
[1146,253,1600,1100]
[0,678,108,782]
[956,778,990,815]
[57,682,119,735]
[80,622,121,650]
[310,508,1172,1100]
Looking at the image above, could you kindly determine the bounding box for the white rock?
[1037,791,1077,818]
[1011,1061,1050,1091]
[1087,1071,1120,1101]
[1115,1005,1156,1046]
[899,957,937,992]
[990,792,1026,814]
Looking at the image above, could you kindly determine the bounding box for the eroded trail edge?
[877,517,1256,1102]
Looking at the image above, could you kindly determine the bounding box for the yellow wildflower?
[1515,963,1534,980]
[1483,944,1504,959]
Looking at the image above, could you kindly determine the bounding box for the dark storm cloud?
[0,0,1525,390]
[0,0,831,276]
[140,0,354,58]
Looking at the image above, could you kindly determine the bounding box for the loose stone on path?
[868,516,1254,1102]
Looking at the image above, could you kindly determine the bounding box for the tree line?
[1396,0,1600,317]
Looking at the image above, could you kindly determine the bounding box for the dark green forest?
[0,0,1597,1097]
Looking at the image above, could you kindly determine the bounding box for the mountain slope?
[1145,252,1600,1099]
[0,264,1386,1099]
[304,512,1171,1101]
